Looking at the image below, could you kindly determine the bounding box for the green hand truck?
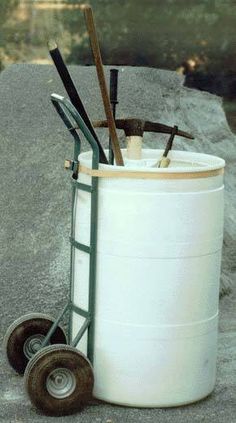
[4,94,101,416]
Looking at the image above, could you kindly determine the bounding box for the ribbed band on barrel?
[78,164,224,180]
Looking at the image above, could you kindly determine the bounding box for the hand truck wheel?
[24,344,94,416]
[3,313,67,375]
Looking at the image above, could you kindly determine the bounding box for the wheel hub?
[23,334,46,359]
[46,368,76,399]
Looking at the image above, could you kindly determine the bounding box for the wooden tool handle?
[80,4,124,166]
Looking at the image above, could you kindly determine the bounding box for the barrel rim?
[79,149,225,180]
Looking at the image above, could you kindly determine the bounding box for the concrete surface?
[0,64,235,422]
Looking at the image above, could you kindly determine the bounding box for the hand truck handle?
[51,93,100,169]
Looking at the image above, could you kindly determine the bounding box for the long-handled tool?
[48,40,108,165]
[80,4,124,166]
[93,118,194,160]
[109,68,119,165]
[158,125,178,168]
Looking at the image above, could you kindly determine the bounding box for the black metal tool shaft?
[48,41,108,164]
[109,69,119,165]
[158,125,178,168]
[163,125,178,157]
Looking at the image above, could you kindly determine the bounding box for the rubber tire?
[24,344,94,416]
[3,313,67,375]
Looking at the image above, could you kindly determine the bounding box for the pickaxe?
[93,118,194,165]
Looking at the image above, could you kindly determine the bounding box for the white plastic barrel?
[72,149,225,407]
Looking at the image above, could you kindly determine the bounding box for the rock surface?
[0,64,235,421]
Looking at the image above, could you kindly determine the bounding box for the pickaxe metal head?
[93,118,194,139]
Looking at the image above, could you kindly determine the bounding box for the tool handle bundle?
[49,4,194,169]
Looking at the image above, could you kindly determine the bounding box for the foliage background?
[1,0,236,127]
[0,0,235,73]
